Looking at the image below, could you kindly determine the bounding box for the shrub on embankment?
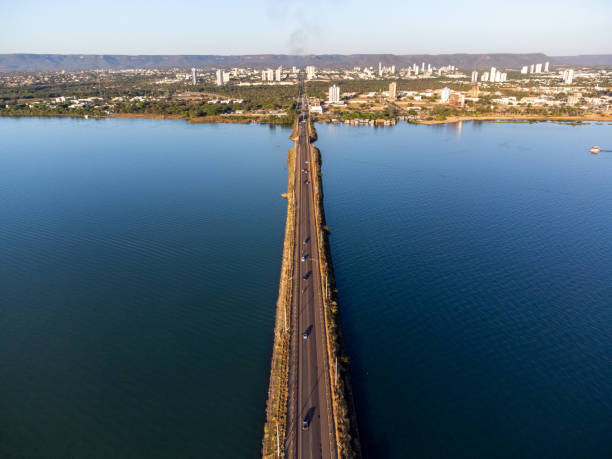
[262,144,297,458]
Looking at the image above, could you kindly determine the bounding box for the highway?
[286,79,336,459]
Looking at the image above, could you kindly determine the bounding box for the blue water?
[317,121,612,459]
[2,117,611,458]
[0,118,290,458]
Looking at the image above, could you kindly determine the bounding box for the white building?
[440,87,450,103]
[389,82,397,99]
[192,68,197,85]
[535,63,542,73]
[471,71,478,83]
[544,61,549,72]
[529,64,535,73]
[328,85,341,103]
[500,72,507,82]
[275,66,282,82]
[490,67,497,83]
[481,72,489,82]
[215,69,223,86]
[261,68,275,81]
[521,66,528,74]
[306,65,316,80]
[563,69,574,85]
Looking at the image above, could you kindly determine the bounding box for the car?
[305,161,309,164]
[303,331,309,339]
[301,255,307,262]
[303,274,308,280]
[302,419,309,430]
[303,238,308,245]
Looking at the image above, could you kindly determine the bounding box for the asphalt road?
[286,88,336,459]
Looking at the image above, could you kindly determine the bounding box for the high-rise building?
[535,63,542,73]
[521,66,528,74]
[421,62,425,72]
[192,68,197,85]
[495,71,501,83]
[388,82,397,100]
[378,62,382,76]
[275,66,282,82]
[529,64,535,73]
[471,86,480,98]
[328,85,341,103]
[390,65,396,74]
[544,61,549,72]
[500,72,507,82]
[490,67,497,83]
[563,69,574,84]
[261,68,275,81]
[440,87,450,103]
[471,71,478,83]
[481,72,489,82]
[306,65,316,80]
[215,69,223,86]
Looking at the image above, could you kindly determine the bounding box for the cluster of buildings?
[521,62,550,74]
[473,67,508,83]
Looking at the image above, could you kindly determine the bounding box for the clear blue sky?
[1,0,610,55]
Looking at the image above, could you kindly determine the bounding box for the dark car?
[302,419,309,430]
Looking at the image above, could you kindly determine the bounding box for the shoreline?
[2,112,610,127]
[411,113,612,125]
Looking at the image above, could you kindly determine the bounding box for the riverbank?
[411,113,612,125]
[308,120,361,458]
[3,111,611,127]
[261,142,296,458]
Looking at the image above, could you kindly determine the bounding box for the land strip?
[262,142,297,458]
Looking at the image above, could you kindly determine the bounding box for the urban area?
[1,60,611,125]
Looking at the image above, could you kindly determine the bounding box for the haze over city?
[2,0,611,55]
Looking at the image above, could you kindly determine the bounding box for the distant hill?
[1,53,611,72]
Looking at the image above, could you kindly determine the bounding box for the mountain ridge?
[1,53,610,72]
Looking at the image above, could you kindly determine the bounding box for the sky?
[1,0,610,55]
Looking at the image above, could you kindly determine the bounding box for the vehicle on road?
[302,407,315,430]
[301,254,308,262]
[303,325,313,339]
[303,271,310,280]
[303,237,309,245]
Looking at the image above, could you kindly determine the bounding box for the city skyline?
[2,0,610,56]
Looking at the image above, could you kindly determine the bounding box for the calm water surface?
[317,121,612,458]
[0,118,290,458]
